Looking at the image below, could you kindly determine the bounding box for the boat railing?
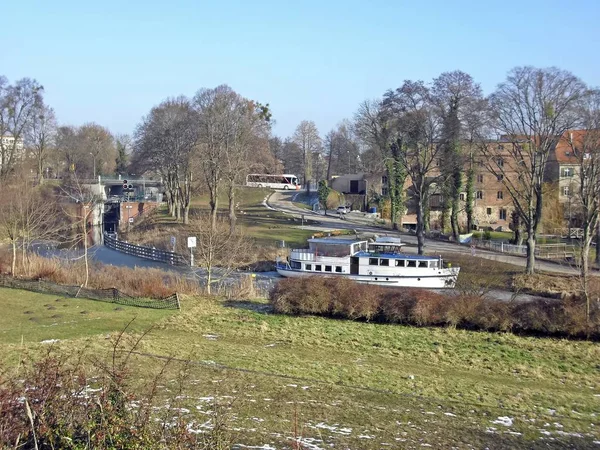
[290,248,350,262]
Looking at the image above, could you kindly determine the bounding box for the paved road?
[268,191,581,276]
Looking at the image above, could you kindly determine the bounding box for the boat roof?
[356,251,439,260]
[308,238,365,245]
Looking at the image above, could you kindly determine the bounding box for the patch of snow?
[358,435,375,439]
[444,412,457,417]
[492,416,513,427]
[40,339,60,344]
[553,422,563,428]
[202,334,218,340]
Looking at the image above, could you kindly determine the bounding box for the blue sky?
[2,0,599,139]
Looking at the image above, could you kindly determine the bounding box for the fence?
[0,275,180,310]
[104,234,186,266]
[471,239,576,260]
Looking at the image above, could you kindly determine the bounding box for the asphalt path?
[269,190,581,277]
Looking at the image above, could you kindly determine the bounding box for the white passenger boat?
[276,236,460,288]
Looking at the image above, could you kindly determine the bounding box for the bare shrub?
[378,289,418,324]
[0,330,234,449]
[327,277,380,320]
[270,277,331,315]
[445,295,484,328]
[408,290,448,326]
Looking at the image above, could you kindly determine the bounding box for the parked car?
[337,205,350,214]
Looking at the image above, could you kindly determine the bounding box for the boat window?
[291,261,302,269]
[325,265,332,272]
[305,264,312,271]
[315,264,322,271]
[380,259,389,266]
[407,260,417,268]
[418,261,428,268]
[429,260,438,269]
[369,258,379,266]
[335,266,342,273]
[395,260,405,267]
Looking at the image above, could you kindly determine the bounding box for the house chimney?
[569,132,573,142]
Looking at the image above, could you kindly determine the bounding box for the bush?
[0,335,233,449]
[270,276,600,340]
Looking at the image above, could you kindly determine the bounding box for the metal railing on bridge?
[104,234,186,266]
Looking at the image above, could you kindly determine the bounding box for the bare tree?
[325,120,361,179]
[60,174,102,288]
[566,90,600,321]
[189,213,251,295]
[0,172,63,275]
[79,123,115,177]
[0,77,44,180]
[25,103,57,184]
[292,120,321,185]
[355,99,405,228]
[483,66,586,274]
[388,81,442,254]
[133,97,198,223]
[432,71,483,240]
[193,86,240,228]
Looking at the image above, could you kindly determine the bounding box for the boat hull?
[276,267,460,289]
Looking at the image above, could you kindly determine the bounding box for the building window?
[497,174,504,181]
[497,144,504,150]
[477,174,484,183]
[562,186,570,196]
[459,193,465,201]
[497,191,503,200]
[561,167,574,177]
[325,265,332,272]
[369,258,378,266]
[305,264,312,271]
[496,157,504,167]
[499,209,507,220]
[335,266,342,273]
[381,186,388,196]
[382,175,388,185]
[476,191,483,200]
[380,259,389,266]
[487,207,492,215]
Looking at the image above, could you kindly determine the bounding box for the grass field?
[1,286,599,448]
[126,187,315,249]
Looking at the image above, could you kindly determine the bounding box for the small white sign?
[170,236,176,247]
[128,217,134,223]
[187,236,197,248]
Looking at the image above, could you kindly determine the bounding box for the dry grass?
[0,249,202,298]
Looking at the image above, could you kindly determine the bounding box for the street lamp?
[90,153,96,179]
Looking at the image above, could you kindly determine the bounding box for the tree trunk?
[451,199,460,242]
[83,213,89,288]
[11,240,17,276]
[228,182,236,231]
[38,155,44,185]
[209,190,218,230]
[416,197,425,255]
[183,206,190,225]
[206,264,212,295]
[525,228,536,275]
[581,239,591,324]
[596,221,600,265]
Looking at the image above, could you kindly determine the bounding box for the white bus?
[246,174,301,190]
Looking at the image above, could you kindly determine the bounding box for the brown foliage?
[270,276,600,339]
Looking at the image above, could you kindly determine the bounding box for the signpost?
[187,236,196,267]
[170,236,176,252]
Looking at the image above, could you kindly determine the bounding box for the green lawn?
[2,287,599,448]
[132,186,315,248]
